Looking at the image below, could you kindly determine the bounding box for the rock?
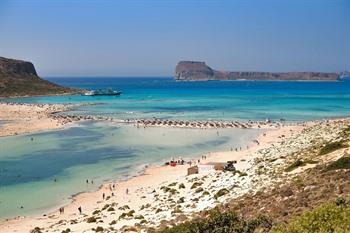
[175,61,214,81]
[0,56,75,97]
[174,61,340,81]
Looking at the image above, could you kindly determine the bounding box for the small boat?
[83,89,122,96]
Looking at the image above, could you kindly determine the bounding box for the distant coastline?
[174,61,342,81]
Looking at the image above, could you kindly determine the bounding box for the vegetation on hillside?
[161,207,272,233]
[158,144,350,233]
[271,201,350,233]
[325,156,350,171]
[319,141,348,155]
[0,73,75,97]
[0,57,77,97]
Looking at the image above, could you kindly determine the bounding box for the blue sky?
[0,0,349,77]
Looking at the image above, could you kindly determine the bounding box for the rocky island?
[175,61,340,81]
[0,56,74,97]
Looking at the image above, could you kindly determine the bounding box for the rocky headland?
[0,56,75,97]
[175,61,340,81]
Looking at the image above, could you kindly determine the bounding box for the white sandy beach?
[0,103,71,137]
[1,103,349,233]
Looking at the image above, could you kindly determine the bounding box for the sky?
[0,0,349,77]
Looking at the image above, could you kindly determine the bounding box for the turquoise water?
[0,121,261,219]
[5,77,350,121]
[1,77,350,219]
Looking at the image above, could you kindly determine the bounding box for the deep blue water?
[8,77,350,122]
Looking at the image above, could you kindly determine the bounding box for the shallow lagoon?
[0,121,261,218]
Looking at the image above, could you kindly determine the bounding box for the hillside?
[158,122,350,233]
[0,56,74,97]
[175,61,340,81]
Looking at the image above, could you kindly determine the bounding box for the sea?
[1,77,350,219]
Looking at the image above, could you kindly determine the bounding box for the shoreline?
[0,91,82,100]
[0,102,76,137]
[0,120,303,232]
[0,102,287,138]
[1,102,349,232]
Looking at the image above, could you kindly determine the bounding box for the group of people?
[86,179,94,184]
[58,182,132,216]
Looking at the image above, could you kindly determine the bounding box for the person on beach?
[102,193,105,200]
[126,188,129,195]
[78,206,82,214]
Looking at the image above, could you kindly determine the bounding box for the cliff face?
[174,61,215,80]
[0,57,72,97]
[175,61,340,81]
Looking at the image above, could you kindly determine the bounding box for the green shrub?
[319,142,347,155]
[191,182,203,189]
[126,210,135,217]
[335,197,347,206]
[271,202,350,233]
[140,219,147,224]
[86,216,97,223]
[161,207,272,233]
[134,214,144,220]
[340,125,350,137]
[214,188,229,199]
[195,187,204,193]
[169,188,179,195]
[162,186,178,194]
[285,159,305,172]
[31,227,43,233]
[101,204,109,211]
[109,220,117,225]
[202,191,210,196]
[107,207,115,212]
[118,205,130,210]
[92,210,100,215]
[325,156,350,171]
[234,170,248,176]
[179,183,186,189]
[171,207,182,214]
[156,208,163,214]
